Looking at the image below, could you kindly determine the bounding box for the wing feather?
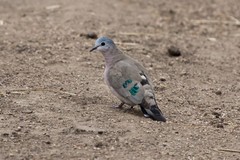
[107,61,146,104]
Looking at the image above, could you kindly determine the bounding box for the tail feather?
[138,73,166,122]
[140,103,166,122]
[147,105,166,122]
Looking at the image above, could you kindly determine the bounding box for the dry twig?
[115,42,139,46]
[118,32,158,36]
[215,148,240,154]
[191,19,240,26]
[4,88,76,96]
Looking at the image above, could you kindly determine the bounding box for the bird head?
[90,37,116,53]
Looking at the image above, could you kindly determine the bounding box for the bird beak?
[89,45,100,52]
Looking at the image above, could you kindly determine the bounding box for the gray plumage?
[90,37,166,122]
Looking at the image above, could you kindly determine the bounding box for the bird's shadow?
[110,105,144,118]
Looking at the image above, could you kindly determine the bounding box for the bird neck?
[103,49,124,67]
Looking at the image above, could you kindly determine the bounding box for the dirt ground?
[0,0,240,159]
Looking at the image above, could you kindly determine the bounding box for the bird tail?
[140,98,166,122]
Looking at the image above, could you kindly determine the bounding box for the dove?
[90,37,166,122]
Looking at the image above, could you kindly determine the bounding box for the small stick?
[118,32,157,36]
[6,88,76,96]
[229,16,240,25]
[115,42,139,46]
[37,89,77,96]
[215,148,240,153]
[191,19,240,26]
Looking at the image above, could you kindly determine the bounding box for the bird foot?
[123,106,134,112]
[112,102,125,109]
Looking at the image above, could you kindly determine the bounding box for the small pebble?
[212,111,221,118]
[208,37,217,42]
[2,133,9,137]
[167,46,181,57]
[215,90,222,95]
[0,20,3,25]
[180,71,188,76]
[110,146,115,151]
[87,32,98,39]
[21,109,33,114]
[169,9,176,15]
[160,77,166,82]
[80,32,98,39]
[94,142,104,148]
[11,132,19,137]
[15,126,22,132]
[216,123,224,128]
[168,61,174,66]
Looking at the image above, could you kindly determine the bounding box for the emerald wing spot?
[122,79,132,88]
[129,83,139,96]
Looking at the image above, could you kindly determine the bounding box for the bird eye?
[101,42,105,46]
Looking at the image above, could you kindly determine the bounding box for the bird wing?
[107,60,148,105]
[125,55,154,88]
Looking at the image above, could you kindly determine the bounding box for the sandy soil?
[0,0,240,159]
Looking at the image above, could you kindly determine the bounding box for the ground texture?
[0,0,240,159]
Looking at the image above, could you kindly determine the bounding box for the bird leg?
[123,105,134,112]
[112,102,125,108]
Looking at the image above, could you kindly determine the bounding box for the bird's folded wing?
[108,61,146,104]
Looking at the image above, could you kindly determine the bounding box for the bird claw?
[112,102,125,109]
[112,105,122,108]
